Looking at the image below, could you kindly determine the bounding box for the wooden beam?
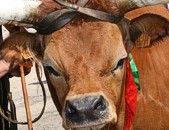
[0,0,59,26]
[0,0,169,26]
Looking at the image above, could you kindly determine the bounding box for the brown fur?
[1,4,169,130]
[43,21,126,129]
[0,32,44,76]
[131,36,169,129]
[125,4,169,20]
[129,14,169,44]
[0,32,44,63]
[43,5,169,130]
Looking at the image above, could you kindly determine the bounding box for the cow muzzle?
[63,95,117,129]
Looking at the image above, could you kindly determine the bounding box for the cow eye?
[111,58,126,74]
[45,66,61,77]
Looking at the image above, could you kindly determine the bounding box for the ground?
[10,66,64,130]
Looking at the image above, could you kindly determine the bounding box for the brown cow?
[1,2,169,130]
[42,6,169,129]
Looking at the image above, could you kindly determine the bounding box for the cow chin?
[73,124,107,130]
[62,93,117,129]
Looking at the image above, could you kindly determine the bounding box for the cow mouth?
[65,117,116,129]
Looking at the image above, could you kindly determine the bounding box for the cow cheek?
[47,74,69,107]
[104,69,125,107]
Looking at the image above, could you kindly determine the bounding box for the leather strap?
[34,0,123,35]
[0,64,46,125]
[55,0,123,23]
[33,0,89,35]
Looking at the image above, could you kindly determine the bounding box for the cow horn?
[116,0,169,14]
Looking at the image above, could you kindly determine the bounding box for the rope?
[0,63,46,125]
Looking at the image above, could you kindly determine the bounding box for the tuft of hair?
[0,31,45,65]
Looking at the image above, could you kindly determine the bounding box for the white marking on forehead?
[0,0,42,25]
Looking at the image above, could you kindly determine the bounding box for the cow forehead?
[44,22,126,73]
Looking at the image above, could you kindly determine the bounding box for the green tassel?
[129,53,141,91]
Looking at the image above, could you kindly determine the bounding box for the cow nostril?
[94,96,107,111]
[64,96,109,125]
[65,101,77,116]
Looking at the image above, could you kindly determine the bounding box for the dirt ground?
[2,27,64,130]
[10,66,64,130]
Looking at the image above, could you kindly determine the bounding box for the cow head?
[43,21,127,129]
[0,0,169,130]
[43,12,169,130]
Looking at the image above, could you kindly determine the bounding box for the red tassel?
[125,57,138,130]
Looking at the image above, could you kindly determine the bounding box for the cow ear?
[129,14,169,47]
[0,32,44,66]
